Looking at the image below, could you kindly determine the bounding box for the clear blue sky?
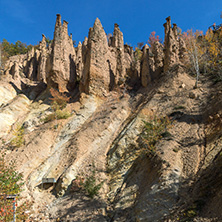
[0,0,222,47]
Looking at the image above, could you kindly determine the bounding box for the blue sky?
[0,0,222,47]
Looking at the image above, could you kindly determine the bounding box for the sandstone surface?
[1,15,222,222]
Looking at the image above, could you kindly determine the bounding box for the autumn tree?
[181,30,205,87]
[0,153,31,221]
[204,28,222,81]
[147,31,160,52]
[182,26,222,84]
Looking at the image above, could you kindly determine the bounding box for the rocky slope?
[0,15,222,222]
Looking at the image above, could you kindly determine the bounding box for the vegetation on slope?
[0,154,31,221]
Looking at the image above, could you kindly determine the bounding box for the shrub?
[141,116,172,154]
[71,166,104,199]
[134,47,142,62]
[174,105,186,110]
[43,88,71,123]
[8,126,25,149]
[82,170,104,198]
[43,110,71,123]
[49,88,70,111]
[0,153,31,221]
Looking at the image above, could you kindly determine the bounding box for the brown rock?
[141,44,151,87]
[37,34,48,83]
[76,41,83,80]
[111,23,126,84]
[163,16,180,72]
[189,91,196,99]
[178,37,187,62]
[47,14,76,92]
[152,41,164,78]
[80,18,111,96]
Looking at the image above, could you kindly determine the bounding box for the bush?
[43,88,71,123]
[43,110,71,123]
[82,170,104,198]
[49,88,70,111]
[8,126,25,149]
[141,115,172,154]
[0,153,31,221]
[70,166,104,199]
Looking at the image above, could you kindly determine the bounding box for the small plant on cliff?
[0,153,31,221]
[43,88,71,123]
[8,125,25,149]
[141,115,172,155]
[82,169,104,198]
[49,88,70,111]
[71,165,104,199]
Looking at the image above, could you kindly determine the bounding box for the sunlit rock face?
[163,16,187,72]
[3,15,187,96]
[80,18,111,96]
[47,14,76,92]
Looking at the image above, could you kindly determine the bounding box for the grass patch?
[82,170,104,198]
[8,126,25,149]
[43,110,71,123]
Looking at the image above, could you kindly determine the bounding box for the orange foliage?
[182,27,222,82]
[148,31,160,51]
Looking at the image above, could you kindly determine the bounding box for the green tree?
[1,39,33,58]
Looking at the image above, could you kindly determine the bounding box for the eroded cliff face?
[3,15,186,97]
[1,15,222,222]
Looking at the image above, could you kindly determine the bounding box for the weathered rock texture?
[141,44,151,87]
[47,14,76,92]
[3,15,186,96]
[111,23,126,84]
[37,34,48,83]
[2,15,222,222]
[80,18,111,96]
[163,16,186,72]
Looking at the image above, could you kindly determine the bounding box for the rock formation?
[37,34,48,83]
[3,15,187,95]
[75,41,83,81]
[80,18,110,96]
[152,41,164,78]
[163,16,186,72]
[3,15,222,222]
[141,44,151,87]
[47,14,76,92]
[111,23,126,84]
